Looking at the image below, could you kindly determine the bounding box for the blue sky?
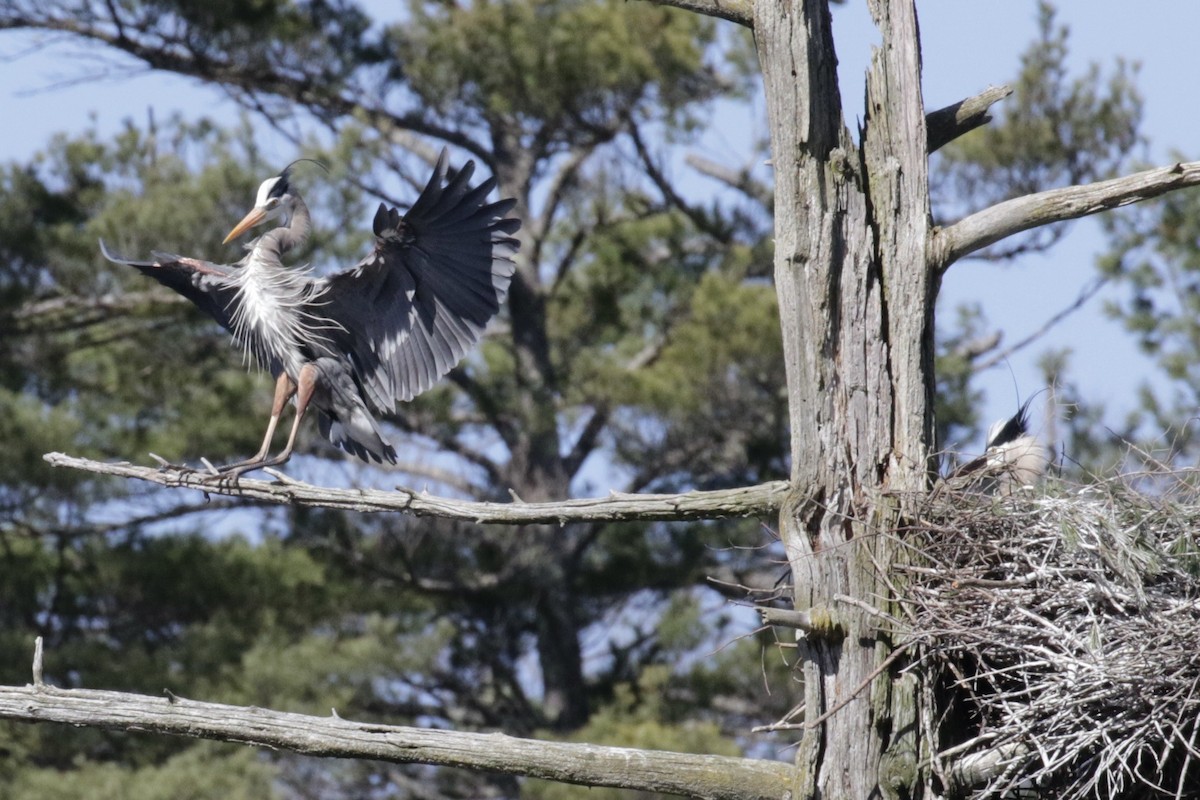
[1,1,1197,458]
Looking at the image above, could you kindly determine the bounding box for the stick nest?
[907,480,1200,799]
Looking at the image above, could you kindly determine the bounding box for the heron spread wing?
[317,149,521,410]
[99,240,242,333]
[101,150,519,471]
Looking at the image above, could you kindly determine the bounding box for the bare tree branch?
[630,125,733,244]
[641,0,753,28]
[562,340,669,479]
[44,453,788,523]
[0,291,187,336]
[384,460,484,496]
[947,331,1002,364]
[533,145,594,244]
[0,683,791,800]
[931,161,1200,271]
[925,85,1013,154]
[7,499,252,541]
[384,411,505,487]
[974,276,1108,373]
[563,406,611,480]
[942,742,1030,796]
[685,154,772,208]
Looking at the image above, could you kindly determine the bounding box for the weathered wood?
[864,0,935,493]
[43,452,787,524]
[925,85,1012,154]
[944,743,1030,795]
[643,0,752,27]
[753,0,930,796]
[930,160,1200,270]
[0,683,792,800]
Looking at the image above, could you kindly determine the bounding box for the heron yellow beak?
[223,207,269,244]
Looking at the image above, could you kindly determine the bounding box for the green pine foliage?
[0,0,1164,796]
[0,1,791,794]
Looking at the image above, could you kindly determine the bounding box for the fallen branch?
[930,160,1200,271]
[44,453,788,524]
[0,682,791,800]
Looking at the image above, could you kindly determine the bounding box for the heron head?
[985,399,1033,450]
[223,159,326,245]
[223,172,295,244]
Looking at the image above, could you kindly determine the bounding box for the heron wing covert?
[99,240,242,332]
[316,150,520,410]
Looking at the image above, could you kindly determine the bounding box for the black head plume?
[271,158,330,198]
[987,396,1036,449]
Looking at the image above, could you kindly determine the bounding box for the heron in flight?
[101,150,519,476]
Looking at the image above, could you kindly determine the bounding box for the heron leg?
[267,362,317,465]
[217,364,317,480]
[213,373,297,472]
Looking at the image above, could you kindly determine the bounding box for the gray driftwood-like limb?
[0,683,791,800]
[643,0,751,27]
[942,743,1030,795]
[756,606,844,637]
[757,607,814,631]
[686,154,773,207]
[930,160,1200,271]
[924,85,1012,154]
[43,453,787,523]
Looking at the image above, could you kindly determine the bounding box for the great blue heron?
[101,150,519,476]
[950,399,1049,494]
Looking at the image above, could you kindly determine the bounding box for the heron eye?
[266,197,280,208]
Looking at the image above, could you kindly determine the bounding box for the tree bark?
[754,0,930,797]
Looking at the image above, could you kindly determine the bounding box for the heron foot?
[200,459,292,483]
[196,470,248,487]
[203,450,294,480]
[209,464,260,482]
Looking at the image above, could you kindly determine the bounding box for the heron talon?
[201,463,267,484]
[198,472,237,488]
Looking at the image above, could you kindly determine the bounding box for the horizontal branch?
[686,153,773,208]
[943,742,1030,795]
[44,453,788,524]
[930,160,1200,271]
[641,0,752,27]
[0,683,792,800]
[0,290,187,335]
[756,606,841,637]
[925,84,1012,154]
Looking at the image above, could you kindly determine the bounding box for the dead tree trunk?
[755,0,932,796]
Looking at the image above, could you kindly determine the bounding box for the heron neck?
[273,195,311,256]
